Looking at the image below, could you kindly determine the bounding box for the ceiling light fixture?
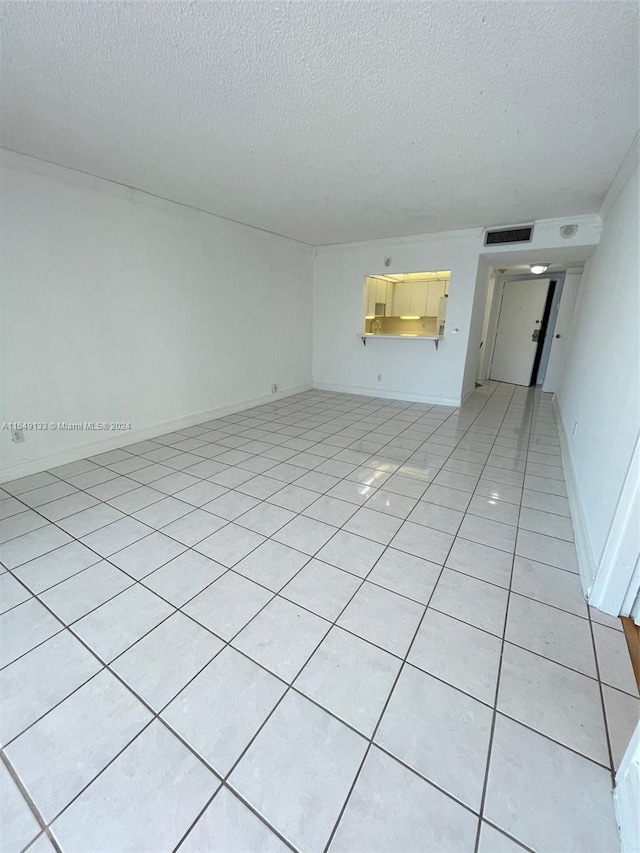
[530,264,549,275]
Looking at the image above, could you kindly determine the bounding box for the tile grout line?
[0,750,63,853]
[472,385,535,853]
[1,385,605,852]
[1,394,460,567]
[1,391,517,793]
[585,605,618,782]
[4,393,473,602]
[2,385,508,658]
[3,392,439,492]
[322,386,521,852]
[2,392,486,667]
[3,385,565,521]
[2,389,480,850]
[1,393,427,848]
[4,549,316,850]
[1,399,572,579]
[472,391,610,849]
[171,383,513,852]
[0,391,569,700]
[174,388,524,850]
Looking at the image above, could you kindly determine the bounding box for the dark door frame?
[530,279,557,385]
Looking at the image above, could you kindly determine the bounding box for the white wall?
[555,161,639,585]
[313,229,488,406]
[313,216,602,406]
[0,151,314,480]
[1,147,607,481]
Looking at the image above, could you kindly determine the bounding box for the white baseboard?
[553,396,597,598]
[0,383,313,483]
[589,436,640,617]
[614,722,640,853]
[312,381,462,407]
[461,384,477,404]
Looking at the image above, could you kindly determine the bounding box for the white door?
[490,278,550,385]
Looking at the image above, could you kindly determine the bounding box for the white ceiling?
[2,1,638,245]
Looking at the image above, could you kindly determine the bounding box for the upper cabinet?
[366,278,392,315]
[362,270,451,336]
[391,279,445,316]
[426,280,446,315]
[410,281,429,316]
[365,284,374,316]
[375,279,389,306]
[392,283,412,315]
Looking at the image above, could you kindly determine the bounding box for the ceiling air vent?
[484,225,533,246]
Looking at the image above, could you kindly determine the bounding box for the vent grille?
[485,226,533,246]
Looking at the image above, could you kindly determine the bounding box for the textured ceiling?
[2,1,638,245]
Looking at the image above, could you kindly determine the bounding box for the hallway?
[1,384,638,852]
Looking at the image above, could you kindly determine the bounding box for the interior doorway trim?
[588,434,640,615]
[529,279,557,385]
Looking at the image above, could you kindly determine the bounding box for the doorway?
[489,277,556,386]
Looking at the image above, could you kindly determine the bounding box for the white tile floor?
[1,383,638,852]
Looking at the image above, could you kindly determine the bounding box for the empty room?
[1,2,639,852]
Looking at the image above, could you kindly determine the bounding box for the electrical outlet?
[271,384,278,394]
[572,421,578,437]
[377,373,383,382]
[11,429,25,444]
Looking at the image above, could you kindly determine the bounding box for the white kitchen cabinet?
[437,296,448,333]
[426,280,446,316]
[375,279,389,307]
[409,281,429,316]
[366,278,391,315]
[392,282,412,315]
[366,281,376,315]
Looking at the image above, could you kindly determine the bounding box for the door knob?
[555,334,562,339]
